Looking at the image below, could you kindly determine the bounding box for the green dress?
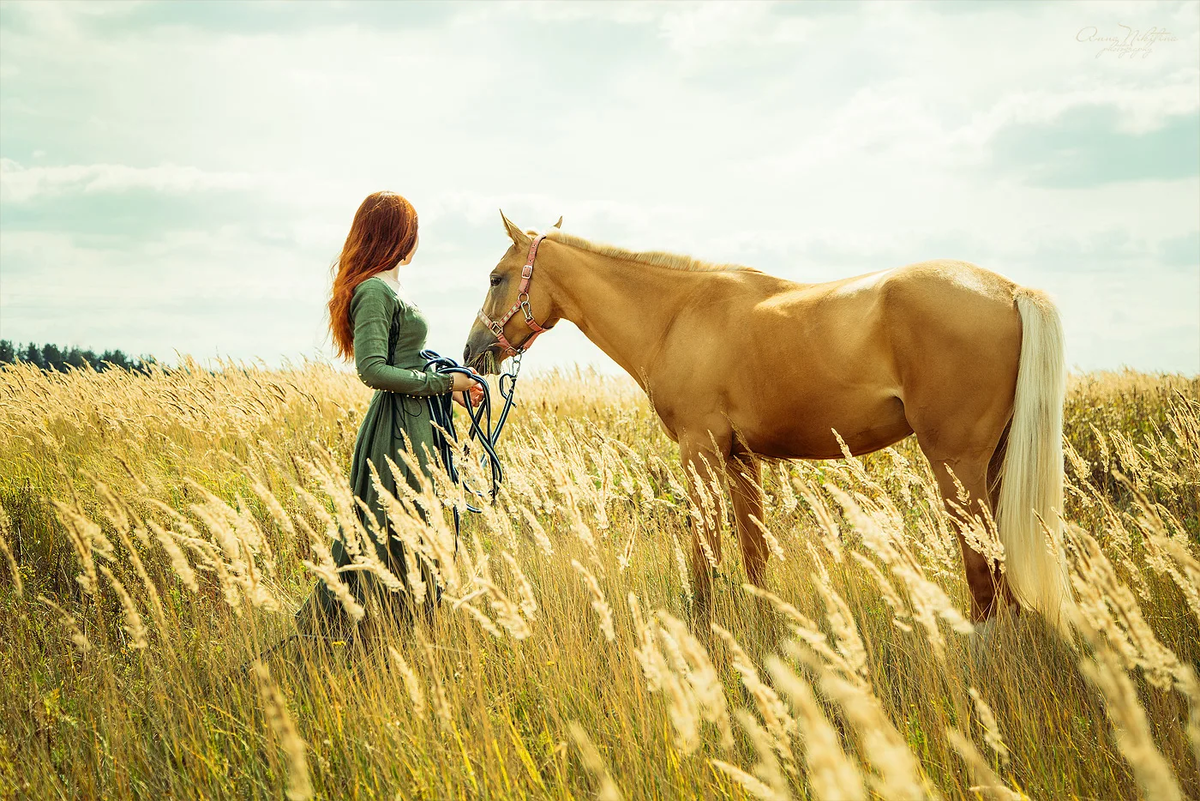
[299,276,454,636]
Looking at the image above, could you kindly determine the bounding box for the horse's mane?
[544,229,757,274]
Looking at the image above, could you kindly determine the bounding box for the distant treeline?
[0,340,158,374]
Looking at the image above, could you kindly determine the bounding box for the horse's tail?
[996,288,1074,631]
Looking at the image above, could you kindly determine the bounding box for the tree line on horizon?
[0,340,158,374]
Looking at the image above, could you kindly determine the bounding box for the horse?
[463,211,1074,628]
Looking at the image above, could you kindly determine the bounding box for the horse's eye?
[489,275,502,287]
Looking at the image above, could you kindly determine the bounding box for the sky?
[1,0,1198,375]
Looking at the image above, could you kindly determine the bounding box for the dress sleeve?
[351,281,454,396]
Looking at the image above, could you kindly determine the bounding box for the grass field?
[0,362,1197,800]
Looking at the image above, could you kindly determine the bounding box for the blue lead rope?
[420,349,521,543]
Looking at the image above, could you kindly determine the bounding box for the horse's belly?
[737,393,913,459]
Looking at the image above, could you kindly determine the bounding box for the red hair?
[328,192,418,360]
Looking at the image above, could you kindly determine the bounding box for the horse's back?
[880,259,1019,312]
[716,260,1020,379]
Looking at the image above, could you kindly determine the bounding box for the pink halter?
[476,234,549,357]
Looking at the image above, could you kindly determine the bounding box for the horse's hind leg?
[926,452,1010,621]
[904,369,1016,620]
[907,405,1012,620]
[726,452,768,587]
[986,424,1017,609]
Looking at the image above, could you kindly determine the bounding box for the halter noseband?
[476,234,549,357]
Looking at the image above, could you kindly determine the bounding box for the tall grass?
[0,361,1196,800]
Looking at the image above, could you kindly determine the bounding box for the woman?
[297,191,483,641]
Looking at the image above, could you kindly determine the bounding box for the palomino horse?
[464,212,1073,627]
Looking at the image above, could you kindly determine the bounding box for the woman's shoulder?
[350,277,401,320]
[355,275,393,294]
[353,276,400,304]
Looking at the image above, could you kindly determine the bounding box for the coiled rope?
[421,349,522,538]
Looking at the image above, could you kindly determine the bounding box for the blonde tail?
[996,289,1074,631]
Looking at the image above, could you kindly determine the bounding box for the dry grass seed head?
[945,729,1027,801]
[765,655,866,801]
[0,505,23,598]
[97,563,148,650]
[252,661,314,801]
[37,594,92,655]
[568,722,623,801]
[572,559,615,643]
[1078,645,1182,801]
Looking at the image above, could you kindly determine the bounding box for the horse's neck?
[544,243,702,384]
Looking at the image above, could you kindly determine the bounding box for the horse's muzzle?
[463,331,502,375]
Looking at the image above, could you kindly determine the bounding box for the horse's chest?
[648,398,682,443]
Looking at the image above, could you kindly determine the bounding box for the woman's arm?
[351,283,454,396]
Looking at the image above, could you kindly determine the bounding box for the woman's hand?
[450,372,485,408]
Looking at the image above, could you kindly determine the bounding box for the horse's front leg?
[678,435,728,615]
[727,452,768,588]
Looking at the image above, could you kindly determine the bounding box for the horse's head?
[463,210,562,375]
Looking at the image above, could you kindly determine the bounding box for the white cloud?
[657,2,810,53]
[0,159,259,203]
[454,0,660,26]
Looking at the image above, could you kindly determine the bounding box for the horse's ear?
[552,216,563,229]
[500,209,529,246]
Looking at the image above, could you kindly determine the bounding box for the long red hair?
[328,192,418,360]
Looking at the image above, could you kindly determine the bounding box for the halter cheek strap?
[477,234,549,357]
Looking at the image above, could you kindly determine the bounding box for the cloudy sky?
[1,0,1197,374]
